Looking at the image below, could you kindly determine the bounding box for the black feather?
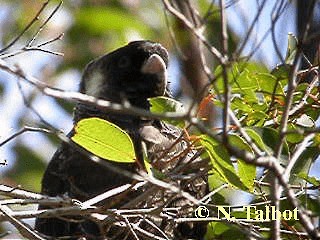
[35,41,208,240]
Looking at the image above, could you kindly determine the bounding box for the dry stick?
[0,205,45,240]
[255,180,316,191]
[228,109,265,157]
[131,224,168,240]
[37,33,64,48]
[0,126,52,147]
[259,228,308,237]
[0,1,63,59]
[0,198,70,207]
[0,59,187,121]
[1,46,64,59]
[16,77,59,130]
[82,184,133,207]
[142,218,170,240]
[0,185,49,200]
[0,0,50,54]
[164,1,214,123]
[163,10,186,61]
[122,217,140,240]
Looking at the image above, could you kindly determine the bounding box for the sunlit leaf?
[231,97,252,112]
[71,117,135,163]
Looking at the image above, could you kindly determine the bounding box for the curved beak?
[141,54,167,96]
[141,54,166,74]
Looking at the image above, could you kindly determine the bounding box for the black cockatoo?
[35,41,208,239]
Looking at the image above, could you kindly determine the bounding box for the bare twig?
[0,205,45,240]
[0,59,187,121]
[27,1,63,47]
[0,126,53,147]
[0,1,50,54]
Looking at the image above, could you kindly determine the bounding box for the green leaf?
[237,160,255,192]
[255,73,284,95]
[228,134,256,192]
[149,96,185,127]
[244,128,269,152]
[286,123,304,144]
[285,33,298,64]
[231,97,252,112]
[260,127,289,156]
[71,117,136,163]
[228,134,252,152]
[299,195,320,217]
[246,111,268,126]
[296,173,320,187]
[200,135,246,190]
[205,222,247,239]
[271,64,290,86]
[290,147,319,184]
[214,62,268,95]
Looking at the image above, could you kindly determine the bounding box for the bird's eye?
[118,56,131,68]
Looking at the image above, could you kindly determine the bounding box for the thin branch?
[0,185,50,200]
[27,0,63,47]
[82,184,133,207]
[0,126,53,147]
[289,72,319,116]
[0,1,50,54]
[283,133,315,181]
[0,59,188,121]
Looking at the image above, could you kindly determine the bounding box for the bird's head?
[80,41,169,108]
